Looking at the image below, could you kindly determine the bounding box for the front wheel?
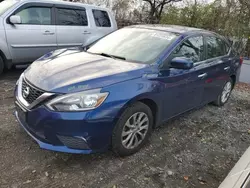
[112,102,153,156]
[213,78,233,106]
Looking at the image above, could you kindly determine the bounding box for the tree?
[112,0,132,21]
[143,0,182,23]
[160,0,250,55]
[238,0,250,56]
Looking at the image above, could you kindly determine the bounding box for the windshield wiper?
[96,53,126,60]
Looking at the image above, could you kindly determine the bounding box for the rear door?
[201,35,232,104]
[158,35,207,119]
[92,9,113,35]
[83,8,116,46]
[55,5,89,49]
[4,3,56,63]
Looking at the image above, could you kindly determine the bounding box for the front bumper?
[15,111,93,154]
[14,101,116,154]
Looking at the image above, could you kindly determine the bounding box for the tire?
[0,56,4,76]
[213,78,233,106]
[112,102,153,156]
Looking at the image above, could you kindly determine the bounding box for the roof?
[15,0,108,10]
[129,24,211,35]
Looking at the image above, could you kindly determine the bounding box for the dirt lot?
[0,69,250,188]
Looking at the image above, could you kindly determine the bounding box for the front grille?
[21,79,44,104]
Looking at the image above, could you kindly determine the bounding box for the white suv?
[219,147,250,188]
[0,0,117,74]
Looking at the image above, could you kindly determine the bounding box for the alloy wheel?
[121,112,149,149]
[221,81,232,103]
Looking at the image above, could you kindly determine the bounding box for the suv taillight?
[240,56,243,65]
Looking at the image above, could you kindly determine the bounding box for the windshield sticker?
[150,33,175,40]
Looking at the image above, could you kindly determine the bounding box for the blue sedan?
[14,25,242,156]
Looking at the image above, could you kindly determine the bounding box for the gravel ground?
[0,69,249,188]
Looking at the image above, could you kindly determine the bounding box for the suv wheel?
[213,78,233,106]
[112,102,153,156]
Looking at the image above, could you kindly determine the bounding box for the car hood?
[24,48,148,93]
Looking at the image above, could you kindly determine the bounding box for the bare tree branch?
[143,0,182,23]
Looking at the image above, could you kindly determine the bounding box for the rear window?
[56,8,88,26]
[219,38,230,55]
[92,9,111,27]
[206,36,228,59]
[225,43,230,54]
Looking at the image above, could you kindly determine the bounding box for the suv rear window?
[92,9,111,27]
[56,8,88,26]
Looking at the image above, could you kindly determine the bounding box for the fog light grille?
[57,135,89,150]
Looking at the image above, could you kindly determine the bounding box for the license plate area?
[15,102,27,122]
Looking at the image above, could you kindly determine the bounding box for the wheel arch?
[0,49,7,68]
[230,74,236,89]
[0,49,12,69]
[138,98,158,128]
[115,94,160,129]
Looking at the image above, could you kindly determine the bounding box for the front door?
[86,9,114,46]
[158,35,207,120]
[4,3,57,63]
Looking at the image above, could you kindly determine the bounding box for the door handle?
[82,31,91,35]
[198,73,207,78]
[224,66,230,70]
[43,30,55,35]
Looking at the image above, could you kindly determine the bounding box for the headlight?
[46,89,109,112]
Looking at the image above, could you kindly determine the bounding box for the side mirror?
[10,15,21,24]
[80,45,89,52]
[170,57,194,70]
[83,46,88,51]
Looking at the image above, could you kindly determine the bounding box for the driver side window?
[172,36,204,63]
[16,7,52,25]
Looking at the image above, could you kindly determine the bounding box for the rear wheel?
[0,56,4,76]
[213,78,233,106]
[112,102,153,156]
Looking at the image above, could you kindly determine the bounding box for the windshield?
[87,28,179,63]
[0,0,17,16]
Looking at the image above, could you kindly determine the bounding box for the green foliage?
[160,1,250,39]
